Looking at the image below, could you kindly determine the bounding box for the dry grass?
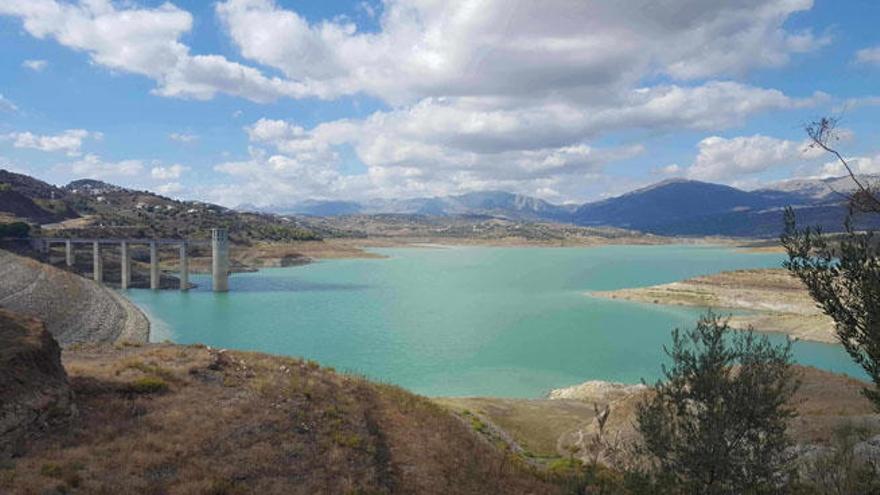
[436,365,880,471]
[2,343,554,494]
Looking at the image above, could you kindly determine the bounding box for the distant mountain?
[256,175,880,238]
[573,176,880,237]
[259,191,575,221]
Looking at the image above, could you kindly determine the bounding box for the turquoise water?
[126,245,863,398]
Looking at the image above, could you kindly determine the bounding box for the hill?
[0,249,148,344]
[0,170,77,224]
[259,176,880,238]
[0,170,319,243]
[1,340,554,494]
[254,191,575,222]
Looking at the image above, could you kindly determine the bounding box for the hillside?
[259,175,880,238]
[439,366,880,470]
[0,309,75,460]
[0,170,319,243]
[2,341,554,494]
[0,170,77,224]
[248,191,576,222]
[0,249,148,344]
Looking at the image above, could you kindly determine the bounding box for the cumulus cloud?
[150,164,189,180]
[0,1,835,202]
[0,0,312,102]
[22,59,48,71]
[818,153,880,177]
[63,154,144,179]
[686,134,825,182]
[216,0,826,104]
[659,164,682,175]
[169,132,198,143]
[156,182,184,195]
[855,46,880,65]
[3,129,101,156]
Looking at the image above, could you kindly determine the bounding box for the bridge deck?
[39,238,211,245]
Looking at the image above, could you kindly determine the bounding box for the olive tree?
[636,313,800,494]
[781,116,880,410]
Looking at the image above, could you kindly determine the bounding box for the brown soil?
[1,343,553,494]
[438,365,878,469]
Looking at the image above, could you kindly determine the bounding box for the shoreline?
[589,268,836,344]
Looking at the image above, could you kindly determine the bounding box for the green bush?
[0,222,30,238]
[128,376,169,394]
[636,312,800,494]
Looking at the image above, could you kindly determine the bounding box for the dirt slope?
[0,249,148,344]
[1,343,553,494]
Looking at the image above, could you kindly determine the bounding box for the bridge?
[32,228,230,292]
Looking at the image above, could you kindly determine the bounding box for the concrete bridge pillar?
[179,242,189,291]
[211,228,229,292]
[65,240,74,267]
[92,242,102,283]
[150,241,159,290]
[120,241,130,289]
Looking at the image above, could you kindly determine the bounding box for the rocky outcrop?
[0,249,149,344]
[0,309,75,459]
[548,380,647,402]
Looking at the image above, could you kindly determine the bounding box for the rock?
[548,380,647,402]
[854,434,880,464]
[0,309,75,459]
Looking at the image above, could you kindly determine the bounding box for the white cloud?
[22,59,47,71]
[0,94,17,113]
[0,0,836,203]
[659,164,681,175]
[169,132,198,143]
[855,46,880,65]
[3,129,100,156]
[686,134,825,182]
[156,182,184,195]
[150,164,188,180]
[818,153,880,177]
[216,0,825,104]
[0,0,313,103]
[63,154,144,179]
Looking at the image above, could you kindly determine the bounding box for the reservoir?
[126,245,862,398]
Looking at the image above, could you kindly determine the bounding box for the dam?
[33,228,230,292]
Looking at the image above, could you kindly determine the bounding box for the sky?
[0,0,878,208]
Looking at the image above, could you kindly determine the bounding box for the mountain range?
[243,175,880,237]
[4,168,879,238]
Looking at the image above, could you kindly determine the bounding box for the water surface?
[128,245,862,398]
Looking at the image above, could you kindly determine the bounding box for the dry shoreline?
[0,249,150,344]
[590,268,836,344]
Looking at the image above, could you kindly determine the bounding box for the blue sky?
[0,0,878,207]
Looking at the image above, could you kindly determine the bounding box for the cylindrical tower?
[211,228,229,292]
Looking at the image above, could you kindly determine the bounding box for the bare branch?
[805,117,880,213]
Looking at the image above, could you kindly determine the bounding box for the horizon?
[1,1,879,208]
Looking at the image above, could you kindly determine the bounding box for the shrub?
[128,376,169,394]
[0,222,30,238]
[636,312,800,495]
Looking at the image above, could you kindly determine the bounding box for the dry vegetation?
[1,343,553,494]
[438,366,880,470]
